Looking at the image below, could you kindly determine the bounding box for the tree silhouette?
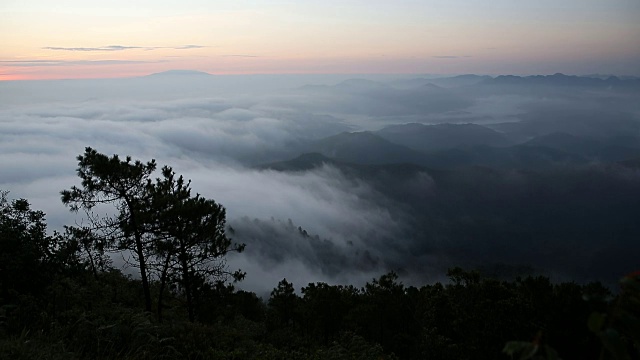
[61,147,158,311]
[0,191,68,299]
[61,148,244,320]
[149,166,245,322]
[268,278,298,327]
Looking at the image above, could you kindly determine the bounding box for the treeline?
[1,149,638,359]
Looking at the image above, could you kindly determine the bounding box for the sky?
[1,1,640,79]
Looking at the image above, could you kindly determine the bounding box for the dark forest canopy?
[1,149,639,359]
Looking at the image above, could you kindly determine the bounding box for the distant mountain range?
[304,131,426,165]
[524,132,640,161]
[376,123,511,153]
[421,74,492,88]
[274,118,640,170]
[291,73,640,92]
[146,69,213,77]
[481,73,640,89]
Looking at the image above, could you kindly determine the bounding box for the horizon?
[1,69,638,82]
[2,1,639,81]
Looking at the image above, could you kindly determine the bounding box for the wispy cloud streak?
[0,60,163,67]
[432,55,472,59]
[222,55,260,58]
[42,45,208,52]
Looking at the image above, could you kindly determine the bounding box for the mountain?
[489,109,640,143]
[528,132,640,162]
[388,78,446,90]
[619,157,640,169]
[377,123,511,153]
[481,73,640,89]
[288,131,587,170]
[426,74,492,88]
[417,144,587,170]
[258,148,640,287]
[299,78,390,93]
[525,132,599,151]
[583,74,640,81]
[260,152,428,177]
[294,78,473,116]
[333,78,391,92]
[304,131,427,165]
[259,152,437,206]
[146,69,213,77]
[259,153,338,172]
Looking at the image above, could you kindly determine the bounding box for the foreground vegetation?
[1,149,638,359]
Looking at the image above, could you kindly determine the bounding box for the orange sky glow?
[1,1,639,80]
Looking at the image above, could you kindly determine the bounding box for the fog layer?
[1,72,639,292]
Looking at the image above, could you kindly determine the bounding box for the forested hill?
[1,149,638,359]
[258,151,640,287]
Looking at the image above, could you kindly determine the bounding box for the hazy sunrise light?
[1,0,639,80]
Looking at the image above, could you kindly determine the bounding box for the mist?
[1,72,639,293]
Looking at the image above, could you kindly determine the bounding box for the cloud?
[186,164,408,291]
[42,45,208,52]
[0,60,162,67]
[43,45,144,51]
[1,75,638,293]
[177,45,206,50]
[0,60,67,67]
[432,55,472,59]
[0,85,408,292]
[222,54,260,58]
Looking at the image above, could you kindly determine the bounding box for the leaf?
[615,311,640,344]
[503,341,538,360]
[543,345,562,360]
[620,276,640,293]
[588,312,607,332]
[599,329,631,360]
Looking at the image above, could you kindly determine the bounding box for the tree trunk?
[135,232,152,312]
[179,245,194,322]
[83,242,98,280]
[157,251,172,322]
[126,197,152,313]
